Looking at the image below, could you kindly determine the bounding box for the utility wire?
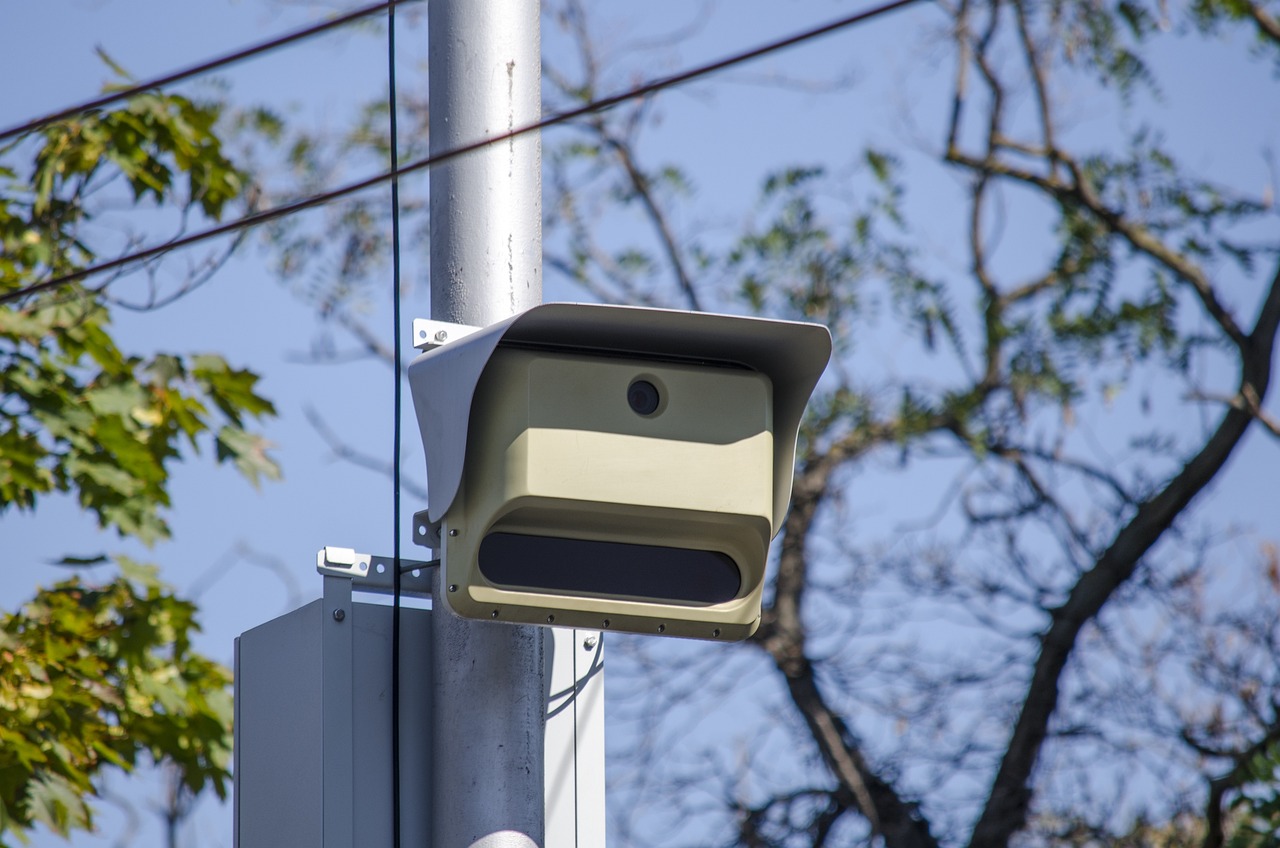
[387,3,404,848]
[0,0,922,307]
[0,0,423,144]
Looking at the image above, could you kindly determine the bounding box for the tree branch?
[305,405,427,500]
[752,420,941,848]
[945,149,1249,349]
[967,258,1280,848]
[1246,0,1280,45]
[1010,0,1060,179]
[1186,389,1280,439]
[1202,720,1280,848]
[595,120,704,311]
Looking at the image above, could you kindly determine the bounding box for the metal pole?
[428,1,546,847]
[430,0,542,323]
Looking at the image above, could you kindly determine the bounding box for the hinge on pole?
[412,318,482,351]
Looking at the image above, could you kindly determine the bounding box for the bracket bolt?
[333,608,346,622]
[434,330,449,342]
[582,636,597,651]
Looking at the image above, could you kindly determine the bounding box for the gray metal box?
[234,582,431,848]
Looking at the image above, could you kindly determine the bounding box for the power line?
[0,0,922,307]
[387,4,405,848]
[0,0,422,144]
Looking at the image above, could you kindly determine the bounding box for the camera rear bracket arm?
[412,318,482,351]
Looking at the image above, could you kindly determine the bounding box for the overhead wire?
[386,3,404,848]
[0,0,423,144]
[0,0,923,307]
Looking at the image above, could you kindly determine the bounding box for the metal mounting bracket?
[316,545,370,578]
[316,546,436,595]
[411,510,441,549]
[411,318,482,351]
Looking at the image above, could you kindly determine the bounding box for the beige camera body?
[407,303,830,641]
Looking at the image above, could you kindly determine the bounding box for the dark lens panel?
[627,379,660,416]
[478,532,741,604]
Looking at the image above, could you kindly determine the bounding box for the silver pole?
[428,1,546,847]
[430,0,542,324]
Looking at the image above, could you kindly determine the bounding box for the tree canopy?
[1,81,276,845]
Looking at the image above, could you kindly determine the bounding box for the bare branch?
[107,229,251,312]
[751,416,945,848]
[594,117,704,311]
[305,404,428,500]
[968,258,1280,848]
[1010,0,1060,179]
[946,0,974,156]
[1186,389,1280,439]
[186,541,307,611]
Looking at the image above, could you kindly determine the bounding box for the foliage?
[0,562,231,846]
[2,86,244,282]
[1,87,279,544]
[1228,743,1280,848]
[1,71,274,845]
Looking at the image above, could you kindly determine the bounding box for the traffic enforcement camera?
[407,303,831,641]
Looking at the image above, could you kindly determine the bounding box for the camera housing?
[407,303,831,640]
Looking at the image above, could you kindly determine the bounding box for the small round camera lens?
[627,379,660,416]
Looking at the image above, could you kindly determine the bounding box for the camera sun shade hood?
[407,302,833,537]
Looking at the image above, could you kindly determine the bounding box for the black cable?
[0,0,423,144]
[387,3,404,848]
[0,0,922,307]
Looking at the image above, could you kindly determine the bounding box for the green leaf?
[25,774,91,837]
[194,355,276,422]
[114,556,161,589]
[48,555,109,568]
[214,426,281,487]
[84,382,146,418]
[93,47,135,84]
